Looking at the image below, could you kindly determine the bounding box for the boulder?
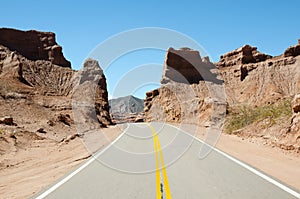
[57,113,73,126]
[0,116,14,125]
[134,117,144,123]
[36,128,47,134]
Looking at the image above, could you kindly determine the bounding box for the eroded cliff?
[0,28,71,67]
[0,29,113,148]
[145,40,300,152]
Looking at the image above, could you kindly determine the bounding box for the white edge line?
[166,123,300,199]
[36,123,300,199]
[35,127,127,199]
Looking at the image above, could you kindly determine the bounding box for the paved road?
[35,123,300,199]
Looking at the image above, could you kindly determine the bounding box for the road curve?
[34,123,300,199]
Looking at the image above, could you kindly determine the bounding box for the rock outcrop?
[72,59,113,129]
[145,40,300,152]
[0,116,15,126]
[218,40,300,151]
[284,39,300,57]
[0,29,113,143]
[145,47,226,127]
[218,42,300,106]
[0,28,71,67]
[0,44,74,96]
[0,46,112,126]
[161,47,220,84]
[161,47,204,84]
[217,45,272,68]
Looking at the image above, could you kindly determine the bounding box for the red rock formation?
[0,45,74,96]
[72,58,113,128]
[217,43,300,106]
[0,28,71,67]
[217,45,272,68]
[284,39,300,57]
[218,42,300,151]
[161,47,219,84]
[145,47,226,126]
[0,45,112,130]
[145,42,300,152]
[161,48,204,84]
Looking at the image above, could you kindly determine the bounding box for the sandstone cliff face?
[218,41,300,151]
[0,30,112,142]
[218,43,300,106]
[284,39,300,57]
[0,45,74,96]
[0,28,71,68]
[145,40,300,152]
[161,48,204,84]
[145,47,226,128]
[217,45,272,68]
[72,58,113,129]
[0,48,113,127]
[161,48,221,84]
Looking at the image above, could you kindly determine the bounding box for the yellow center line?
[153,135,162,199]
[157,138,172,199]
[148,124,172,199]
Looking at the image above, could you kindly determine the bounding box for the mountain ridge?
[109,95,144,123]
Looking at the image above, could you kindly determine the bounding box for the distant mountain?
[109,95,144,115]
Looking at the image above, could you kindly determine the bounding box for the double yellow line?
[148,124,172,199]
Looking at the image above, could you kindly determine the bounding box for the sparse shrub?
[225,99,292,134]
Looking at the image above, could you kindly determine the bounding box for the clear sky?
[1,0,299,99]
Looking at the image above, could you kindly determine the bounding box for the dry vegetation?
[225,99,292,134]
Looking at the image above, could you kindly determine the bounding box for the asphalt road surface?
[35,122,300,199]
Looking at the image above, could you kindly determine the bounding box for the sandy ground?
[0,125,122,199]
[216,134,300,191]
[0,123,299,199]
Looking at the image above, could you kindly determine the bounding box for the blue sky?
[1,0,300,99]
